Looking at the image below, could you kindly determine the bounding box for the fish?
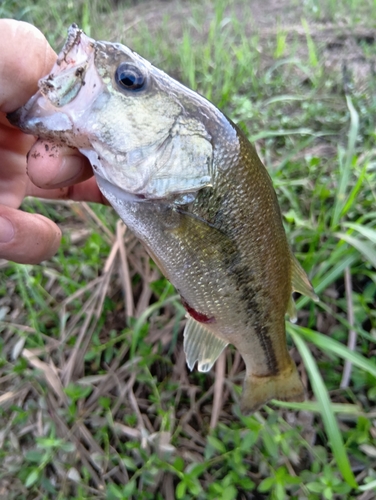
[8,24,318,413]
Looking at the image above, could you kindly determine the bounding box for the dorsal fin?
[290,254,318,302]
[183,316,228,372]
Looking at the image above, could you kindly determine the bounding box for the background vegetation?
[0,0,375,498]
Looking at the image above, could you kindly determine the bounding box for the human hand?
[0,19,106,265]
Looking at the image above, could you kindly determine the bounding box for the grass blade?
[334,233,376,268]
[301,18,319,67]
[331,95,359,228]
[289,324,376,378]
[271,400,362,415]
[295,247,358,309]
[289,327,358,488]
[130,294,180,358]
[343,222,376,245]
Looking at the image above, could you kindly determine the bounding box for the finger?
[0,20,56,113]
[27,139,93,188]
[0,112,35,155]
[0,205,61,264]
[0,114,35,208]
[26,176,109,205]
[26,140,108,204]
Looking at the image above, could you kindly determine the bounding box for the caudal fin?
[241,360,305,414]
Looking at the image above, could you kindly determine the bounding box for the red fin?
[181,298,215,324]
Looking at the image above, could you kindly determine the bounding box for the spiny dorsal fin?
[183,316,228,372]
[291,254,318,302]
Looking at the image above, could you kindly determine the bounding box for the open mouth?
[7,25,103,146]
[7,92,73,136]
[38,25,96,108]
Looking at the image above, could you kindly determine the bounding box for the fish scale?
[8,24,318,413]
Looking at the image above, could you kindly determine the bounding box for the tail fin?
[241,360,305,414]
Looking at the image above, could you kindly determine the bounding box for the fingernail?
[48,155,85,187]
[0,217,15,243]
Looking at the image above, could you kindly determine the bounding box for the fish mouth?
[7,25,102,147]
[7,92,73,137]
[39,24,96,108]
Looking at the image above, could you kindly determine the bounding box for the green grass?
[1,0,376,498]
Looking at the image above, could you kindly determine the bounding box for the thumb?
[0,19,56,113]
[0,205,61,264]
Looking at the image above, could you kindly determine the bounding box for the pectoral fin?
[184,316,228,372]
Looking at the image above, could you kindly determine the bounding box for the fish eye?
[115,63,145,91]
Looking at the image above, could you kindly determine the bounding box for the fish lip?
[56,24,96,68]
[56,24,86,66]
[7,88,74,137]
[8,25,102,140]
[6,109,22,128]
[7,91,40,129]
[38,26,96,108]
[7,25,95,131]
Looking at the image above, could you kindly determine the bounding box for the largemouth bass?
[9,25,318,413]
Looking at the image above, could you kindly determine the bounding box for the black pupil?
[116,64,145,91]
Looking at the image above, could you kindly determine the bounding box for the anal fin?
[287,296,297,323]
[183,316,228,372]
[291,254,318,302]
